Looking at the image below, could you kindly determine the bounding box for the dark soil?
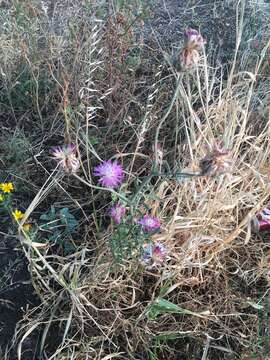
[0,234,39,359]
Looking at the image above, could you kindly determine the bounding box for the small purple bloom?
[152,243,166,265]
[108,203,126,224]
[138,214,160,232]
[141,242,166,266]
[93,160,124,188]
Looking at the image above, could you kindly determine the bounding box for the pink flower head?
[138,214,160,232]
[152,243,166,265]
[108,203,126,224]
[93,160,124,188]
[251,207,270,232]
[51,144,80,173]
[141,242,166,266]
[184,28,205,49]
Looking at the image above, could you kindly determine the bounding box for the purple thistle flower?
[108,203,126,224]
[51,144,80,173]
[152,243,166,265]
[138,214,160,232]
[141,242,166,266]
[93,160,124,188]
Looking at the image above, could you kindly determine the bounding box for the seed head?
[179,28,205,71]
[51,144,80,173]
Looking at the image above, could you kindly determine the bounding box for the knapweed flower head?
[108,203,126,224]
[93,160,124,188]
[179,28,205,71]
[251,206,270,233]
[138,214,160,232]
[12,209,24,221]
[51,144,80,173]
[0,182,14,193]
[199,142,233,177]
[141,242,166,267]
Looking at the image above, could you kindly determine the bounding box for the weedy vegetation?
[1,0,270,359]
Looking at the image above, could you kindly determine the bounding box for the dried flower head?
[179,28,205,71]
[93,160,124,188]
[12,209,24,221]
[0,182,14,193]
[51,144,80,173]
[199,142,233,176]
[141,242,166,267]
[138,214,160,232]
[108,203,126,224]
[184,28,205,49]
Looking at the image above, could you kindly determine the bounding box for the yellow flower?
[22,223,31,232]
[0,194,4,201]
[0,182,14,193]
[12,209,24,221]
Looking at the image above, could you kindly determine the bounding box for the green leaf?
[146,297,209,320]
[154,330,193,341]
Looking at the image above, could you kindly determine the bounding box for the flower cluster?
[179,28,205,71]
[0,182,31,231]
[51,144,80,173]
[50,149,166,263]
